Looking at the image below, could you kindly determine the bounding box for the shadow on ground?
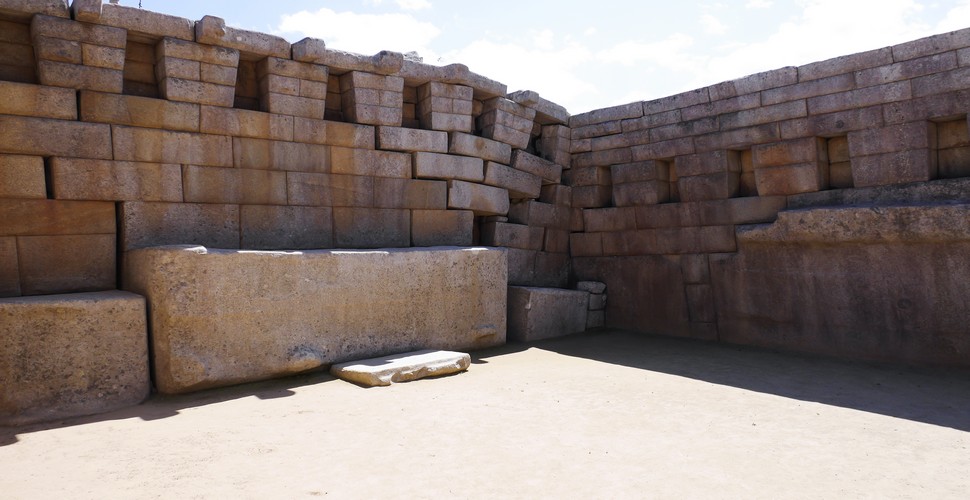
[504,328,970,432]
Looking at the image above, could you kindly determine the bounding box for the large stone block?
[80,91,200,132]
[511,150,562,184]
[507,286,589,342]
[411,209,473,247]
[113,126,233,167]
[239,205,333,250]
[448,132,512,164]
[332,207,410,248]
[483,161,542,199]
[0,154,45,199]
[0,116,112,159]
[413,152,484,182]
[447,180,509,216]
[16,234,115,295]
[119,201,239,250]
[0,80,76,120]
[377,126,447,153]
[123,245,507,393]
[331,147,410,178]
[233,137,331,172]
[0,199,114,236]
[0,291,149,426]
[50,158,183,202]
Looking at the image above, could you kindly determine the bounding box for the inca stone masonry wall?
[0,0,969,423]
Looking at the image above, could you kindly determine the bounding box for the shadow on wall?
[525,329,970,433]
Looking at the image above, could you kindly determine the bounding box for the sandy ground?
[2,329,969,499]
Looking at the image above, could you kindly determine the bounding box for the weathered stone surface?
[240,205,333,250]
[293,118,375,148]
[0,154,45,199]
[448,132,512,164]
[0,291,149,426]
[377,126,447,153]
[332,207,410,248]
[120,202,239,250]
[17,233,115,295]
[413,152,483,182]
[123,245,506,394]
[0,116,111,159]
[331,147,410,178]
[113,126,232,167]
[507,90,569,125]
[99,3,194,41]
[0,199,114,236]
[483,161,542,199]
[80,91,200,132]
[511,150,562,184]
[447,180,509,216]
[0,80,76,119]
[507,286,589,342]
[330,350,470,387]
[195,15,289,58]
[410,209,473,246]
[50,158,183,202]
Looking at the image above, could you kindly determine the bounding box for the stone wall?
[0,0,969,423]
[569,28,970,367]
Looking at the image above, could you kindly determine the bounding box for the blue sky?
[123,1,969,114]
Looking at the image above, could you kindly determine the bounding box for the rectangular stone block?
[851,149,936,187]
[847,122,935,157]
[372,178,447,210]
[755,163,827,196]
[678,172,740,202]
[413,151,484,182]
[411,209,474,246]
[681,254,710,284]
[447,180,509,216]
[539,184,572,206]
[240,205,333,250]
[16,234,115,295]
[35,59,122,92]
[182,165,287,205]
[80,91,199,132]
[508,200,572,229]
[158,77,234,107]
[332,207,410,248]
[292,118,375,149]
[0,115,111,159]
[0,154,45,199]
[50,158,182,202]
[0,199,114,236]
[571,185,612,208]
[752,137,826,168]
[448,132,512,164]
[124,246,505,393]
[675,150,742,178]
[507,286,589,342]
[510,150,562,185]
[543,228,570,254]
[807,81,911,115]
[612,181,670,206]
[569,101,642,129]
[0,291,149,426]
[198,105,293,140]
[483,161,542,199]
[287,172,373,207]
[611,161,668,184]
[233,137,330,172]
[0,80,76,119]
[481,222,544,251]
[572,147,633,169]
[0,237,19,297]
[331,147,410,178]
[480,122,531,150]
[120,202,239,250]
[113,126,232,167]
[376,126,447,153]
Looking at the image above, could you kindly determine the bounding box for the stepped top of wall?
[1,0,967,124]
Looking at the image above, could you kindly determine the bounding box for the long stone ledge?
[122,245,507,394]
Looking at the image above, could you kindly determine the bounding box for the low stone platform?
[507,286,589,341]
[123,245,506,394]
[330,349,471,387]
[0,291,149,426]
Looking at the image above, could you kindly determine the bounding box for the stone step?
[507,286,590,342]
[330,349,471,387]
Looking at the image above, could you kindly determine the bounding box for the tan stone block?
[113,126,232,167]
[0,291,149,426]
[0,1,69,19]
[0,116,111,160]
[195,15,289,58]
[612,181,670,206]
[200,106,293,141]
[181,165,286,205]
[257,56,328,83]
[292,117,375,149]
[286,172,374,207]
[99,4,193,41]
[332,207,410,248]
[0,154,45,199]
[158,77,235,107]
[413,151,484,181]
[674,150,742,178]
[233,138,331,172]
[0,199,114,237]
[483,161,542,199]
[50,158,182,202]
[480,123,531,150]
[447,180,509,216]
[411,209,474,246]
[330,147,410,178]
[71,0,101,23]
[80,91,200,131]
[543,228,570,254]
[376,126,448,153]
[752,137,827,168]
[0,79,75,119]
[678,173,740,202]
[36,60,123,93]
[81,43,124,70]
[507,200,572,229]
[610,161,668,184]
[571,185,612,208]
[155,56,200,80]
[16,234,115,295]
[119,201,239,250]
[340,71,404,91]
[566,166,612,187]
[156,36,239,67]
[372,178,447,209]
[447,132,512,164]
[200,62,237,86]
[123,246,504,393]
[754,163,826,196]
[539,184,572,206]
[261,92,326,120]
[851,149,936,187]
[481,222,544,251]
[344,103,403,127]
[240,205,333,250]
[511,150,562,184]
[0,237,20,297]
[507,286,588,342]
[569,232,603,257]
[31,14,125,47]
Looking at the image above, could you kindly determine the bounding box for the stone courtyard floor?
[2,329,969,498]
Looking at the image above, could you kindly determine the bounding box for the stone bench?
[123,245,507,394]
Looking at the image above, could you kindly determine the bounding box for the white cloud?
[745,0,773,8]
[395,0,431,10]
[596,33,703,72]
[701,14,728,35]
[936,0,970,32]
[442,34,595,114]
[277,8,440,56]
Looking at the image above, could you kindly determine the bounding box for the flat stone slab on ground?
[330,349,471,387]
